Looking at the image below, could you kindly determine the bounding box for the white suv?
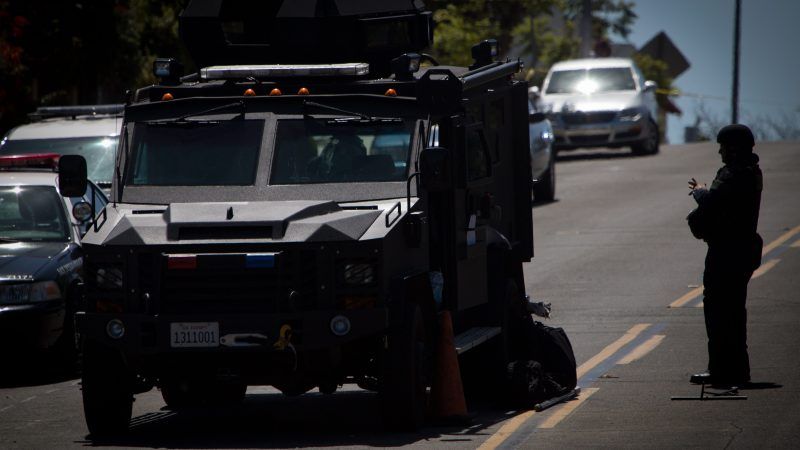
[0,105,123,192]
[539,58,659,155]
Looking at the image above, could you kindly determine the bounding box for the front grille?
[158,251,318,314]
[561,111,617,125]
[570,134,609,144]
[615,130,641,139]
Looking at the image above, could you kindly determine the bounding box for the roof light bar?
[200,63,370,80]
[29,104,124,120]
[0,153,61,170]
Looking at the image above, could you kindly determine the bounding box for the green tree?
[427,0,556,67]
[426,0,641,89]
[0,0,189,135]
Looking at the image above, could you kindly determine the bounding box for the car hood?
[543,91,641,113]
[0,242,69,280]
[81,200,408,246]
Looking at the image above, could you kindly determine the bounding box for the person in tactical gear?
[687,124,763,386]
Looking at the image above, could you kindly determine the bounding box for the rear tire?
[381,304,429,430]
[82,341,133,437]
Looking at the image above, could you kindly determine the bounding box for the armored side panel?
[179,0,433,76]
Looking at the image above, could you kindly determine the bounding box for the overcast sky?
[626,0,800,144]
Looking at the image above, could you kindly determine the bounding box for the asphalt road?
[2,141,799,449]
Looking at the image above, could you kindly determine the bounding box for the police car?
[0,153,107,364]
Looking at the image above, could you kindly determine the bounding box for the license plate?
[170,322,219,348]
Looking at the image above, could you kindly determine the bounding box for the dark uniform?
[689,124,762,385]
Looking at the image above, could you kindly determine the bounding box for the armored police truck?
[59,0,535,435]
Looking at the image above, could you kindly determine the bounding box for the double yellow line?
[479,323,662,449]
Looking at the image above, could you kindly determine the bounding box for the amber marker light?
[297,87,310,95]
[384,88,398,97]
[269,88,282,96]
[161,93,174,101]
[243,88,256,96]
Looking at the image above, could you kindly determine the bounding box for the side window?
[631,64,645,90]
[485,98,505,162]
[466,127,491,181]
[89,185,107,215]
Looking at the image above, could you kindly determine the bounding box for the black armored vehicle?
[60,0,536,435]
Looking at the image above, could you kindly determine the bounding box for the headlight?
[0,281,61,304]
[619,107,643,122]
[540,129,554,143]
[343,263,375,285]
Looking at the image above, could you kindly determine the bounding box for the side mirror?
[529,112,547,123]
[58,155,87,197]
[644,80,658,92]
[419,146,453,192]
[72,201,93,223]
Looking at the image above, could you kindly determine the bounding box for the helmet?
[716,124,754,151]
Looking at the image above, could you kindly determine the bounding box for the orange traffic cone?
[428,310,470,423]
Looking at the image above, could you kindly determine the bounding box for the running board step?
[454,326,501,355]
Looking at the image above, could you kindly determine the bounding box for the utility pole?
[732,0,741,124]
[579,0,592,57]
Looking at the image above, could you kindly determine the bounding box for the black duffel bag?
[512,320,577,391]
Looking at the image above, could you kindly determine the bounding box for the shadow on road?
[739,381,783,390]
[77,389,515,448]
[0,355,78,388]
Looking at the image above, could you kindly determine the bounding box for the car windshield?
[271,119,413,184]
[0,136,118,185]
[127,119,263,186]
[545,67,636,94]
[0,186,70,242]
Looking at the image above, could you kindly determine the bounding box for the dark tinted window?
[271,119,413,184]
[466,128,490,181]
[546,67,636,94]
[127,120,263,186]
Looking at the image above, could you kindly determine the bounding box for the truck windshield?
[0,186,70,242]
[271,119,413,184]
[127,119,263,186]
[545,67,636,94]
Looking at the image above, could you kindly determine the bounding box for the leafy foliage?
[0,0,190,135]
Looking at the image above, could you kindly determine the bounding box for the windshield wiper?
[0,237,19,243]
[147,101,246,124]
[302,100,402,124]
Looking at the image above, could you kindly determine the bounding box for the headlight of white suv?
[619,107,643,122]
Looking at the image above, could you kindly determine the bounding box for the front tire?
[631,119,660,155]
[381,304,429,430]
[82,341,133,437]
